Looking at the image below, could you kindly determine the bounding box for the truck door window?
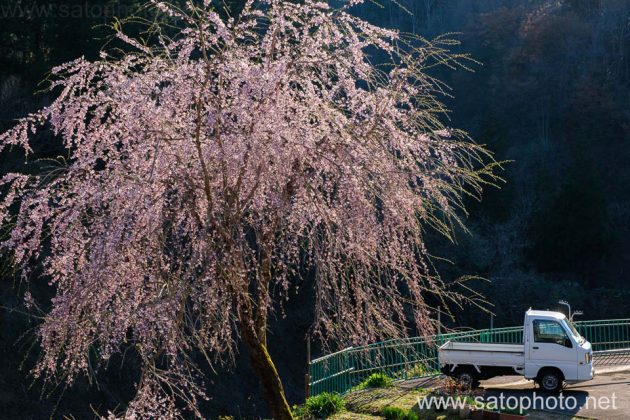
[533,320,572,347]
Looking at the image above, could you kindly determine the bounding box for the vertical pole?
[305,337,311,401]
[490,313,494,330]
[436,306,443,367]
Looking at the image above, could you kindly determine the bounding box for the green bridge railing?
[308,318,630,396]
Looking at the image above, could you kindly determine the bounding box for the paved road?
[481,367,630,419]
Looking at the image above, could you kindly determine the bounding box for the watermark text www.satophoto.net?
[0,3,138,20]
[417,392,618,414]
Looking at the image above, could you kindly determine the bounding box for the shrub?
[381,406,419,420]
[433,376,468,396]
[292,404,308,418]
[302,392,345,418]
[356,372,394,389]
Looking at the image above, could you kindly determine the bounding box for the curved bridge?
[308,318,630,396]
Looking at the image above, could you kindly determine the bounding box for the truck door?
[526,319,577,381]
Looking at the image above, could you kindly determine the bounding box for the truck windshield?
[562,319,584,344]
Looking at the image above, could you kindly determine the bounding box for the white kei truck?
[439,309,594,393]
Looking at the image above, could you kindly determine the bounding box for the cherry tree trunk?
[241,324,293,420]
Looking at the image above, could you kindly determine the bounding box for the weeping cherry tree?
[0,0,498,418]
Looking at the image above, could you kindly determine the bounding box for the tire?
[455,367,480,390]
[537,368,564,393]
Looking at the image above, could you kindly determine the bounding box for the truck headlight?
[585,353,592,364]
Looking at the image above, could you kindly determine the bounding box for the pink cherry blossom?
[0,1,497,417]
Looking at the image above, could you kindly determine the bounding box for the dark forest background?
[1,0,629,418]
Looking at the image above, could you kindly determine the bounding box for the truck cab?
[523,309,593,388]
[439,309,593,393]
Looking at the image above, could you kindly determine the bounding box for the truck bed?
[439,341,525,368]
[440,341,524,353]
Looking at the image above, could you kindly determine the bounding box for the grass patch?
[394,363,434,380]
[295,392,345,419]
[344,386,429,415]
[381,406,419,420]
[355,373,394,390]
[330,413,383,419]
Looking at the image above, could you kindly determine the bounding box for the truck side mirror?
[563,337,573,348]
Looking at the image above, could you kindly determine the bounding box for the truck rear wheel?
[454,367,480,389]
[537,368,563,393]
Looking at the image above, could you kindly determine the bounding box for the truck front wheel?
[537,368,564,393]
